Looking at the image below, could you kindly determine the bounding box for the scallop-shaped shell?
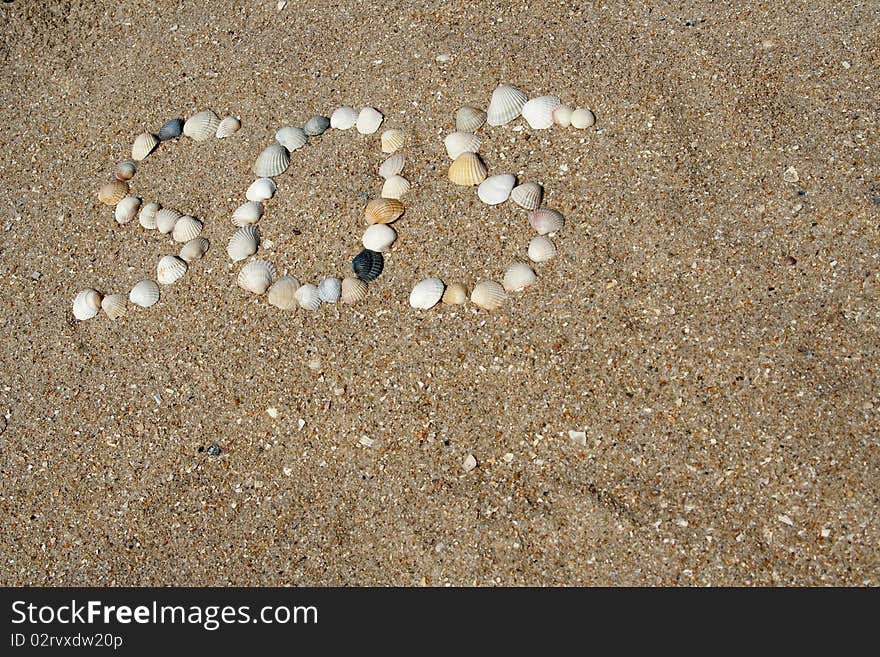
[114,196,141,224]
[253,143,290,177]
[139,201,160,229]
[364,198,404,225]
[352,249,384,281]
[114,160,137,181]
[227,225,260,261]
[571,108,596,129]
[179,237,210,262]
[129,279,160,308]
[471,280,507,310]
[527,235,556,263]
[155,208,181,234]
[157,255,187,285]
[72,288,102,320]
[362,223,397,252]
[132,132,159,161]
[381,175,410,200]
[318,277,342,303]
[521,95,561,130]
[510,182,543,210]
[487,84,529,126]
[294,283,321,310]
[172,215,203,243]
[448,152,487,186]
[529,208,565,235]
[378,153,405,179]
[330,106,358,130]
[232,201,264,227]
[356,107,384,135]
[444,131,481,160]
[275,126,307,151]
[303,115,330,136]
[381,129,405,153]
[442,282,468,305]
[183,110,221,141]
[409,278,445,310]
[340,277,368,304]
[157,117,184,140]
[456,106,487,132]
[246,178,277,203]
[503,263,537,292]
[553,104,573,128]
[237,259,276,295]
[98,180,129,206]
[101,294,127,320]
[215,116,241,138]
[477,174,516,205]
[267,276,300,310]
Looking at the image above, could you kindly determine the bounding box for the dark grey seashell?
[303,115,330,137]
[158,118,184,140]
[351,249,384,282]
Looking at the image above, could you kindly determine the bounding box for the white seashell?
[131,132,159,161]
[362,223,397,252]
[503,263,537,292]
[487,84,529,126]
[129,280,160,307]
[183,110,221,141]
[227,225,260,261]
[470,280,507,310]
[330,106,358,130]
[114,160,137,181]
[571,108,596,129]
[232,201,264,227]
[318,277,342,303]
[477,174,516,205]
[246,178,277,202]
[215,116,241,138]
[442,282,468,305]
[114,196,141,224]
[529,208,565,235]
[356,107,384,135]
[101,294,127,320]
[521,95,561,130]
[456,106,487,132]
[409,278,445,310]
[72,289,102,320]
[139,201,160,229]
[294,283,321,310]
[172,215,203,243]
[267,276,300,310]
[378,153,405,179]
[381,175,410,200]
[448,152,487,186]
[237,259,276,295]
[510,182,543,210]
[527,235,556,263]
[155,208,182,234]
[553,104,573,127]
[253,143,290,177]
[157,255,187,285]
[275,126,307,151]
[340,277,368,304]
[381,129,405,154]
[179,237,210,262]
[444,131,481,159]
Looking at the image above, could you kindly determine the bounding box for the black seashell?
[158,118,184,141]
[352,249,384,282]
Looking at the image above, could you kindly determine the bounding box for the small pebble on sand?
[266,407,279,419]
[462,454,477,472]
[783,166,799,183]
[206,444,221,456]
[568,430,587,446]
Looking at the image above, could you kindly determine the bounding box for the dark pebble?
[206,444,221,456]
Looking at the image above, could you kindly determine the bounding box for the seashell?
[486,84,529,126]
[330,106,358,130]
[215,116,241,138]
[232,201,264,226]
[503,263,537,292]
[381,129,405,153]
[510,182,543,210]
[114,160,137,181]
[381,175,410,200]
[180,237,210,262]
[183,110,221,141]
[129,280,160,308]
[521,95,561,130]
[139,201,160,229]
[378,153,405,179]
[477,174,516,205]
[275,126,307,151]
[114,196,141,224]
[318,277,342,303]
[237,259,276,295]
[172,215,203,243]
[158,117,184,140]
[98,180,129,206]
[294,283,321,310]
[470,280,506,310]
[351,249,384,281]
[364,198,404,225]
[409,278,445,310]
[155,208,182,234]
[444,131,481,160]
[356,107,384,135]
[246,178,277,202]
[528,208,565,235]
[448,152,487,186]
[527,235,556,263]
[553,104,573,128]
[72,288,102,320]
[362,223,397,252]
[571,108,596,129]
[101,294,127,320]
[253,143,290,177]
[442,282,468,305]
[456,106,487,133]
[132,132,159,161]
[340,277,368,304]
[267,276,300,310]
[226,225,260,261]
[157,255,187,285]
[303,115,330,137]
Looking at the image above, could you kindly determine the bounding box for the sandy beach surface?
[0,1,877,585]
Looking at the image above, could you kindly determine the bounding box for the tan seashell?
[98,180,129,206]
[448,152,487,186]
[179,237,210,262]
[364,198,404,225]
[444,131,481,159]
[237,259,276,295]
[529,208,565,235]
[131,132,159,161]
[470,280,506,310]
[114,196,141,224]
[487,84,528,126]
[381,175,410,200]
[183,110,221,141]
[172,215,203,243]
[157,255,187,285]
[139,201,160,229]
[510,182,543,210]
[378,153,405,179]
[155,208,182,234]
[129,280,160,307]
[456,106,487,132]
[527,235,556,263]
[503,263,537,291]
[356,107,384,135]
[114,160,137,181]
[215,116,241,138]
[340,277,368,304]
[267,276,300,310]
[442,282,468,305]
[381,129,405,153]
[73,288,102,320]
[253,143,290,177]
[101,294,128,320]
